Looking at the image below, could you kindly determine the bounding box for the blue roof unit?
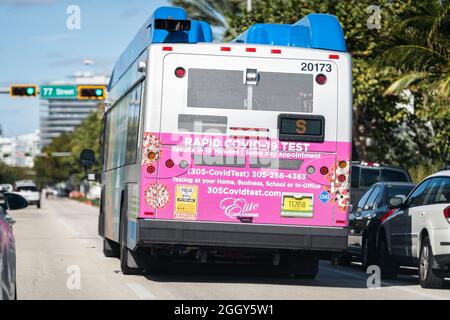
[231,14,347,52]
[110,7,212,88]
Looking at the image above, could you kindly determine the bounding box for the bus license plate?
[281,194,314,218]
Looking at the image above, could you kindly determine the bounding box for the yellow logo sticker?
[174,185,198,220]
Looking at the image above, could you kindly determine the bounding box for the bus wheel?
[103,238,119,258]
[281,251,319,279]
[119,201,143,275]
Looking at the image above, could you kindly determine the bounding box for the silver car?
[0,193,28,300]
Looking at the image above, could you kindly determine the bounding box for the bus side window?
[102,113,111,171]
[351,166,360,188]
[125,83,142,165]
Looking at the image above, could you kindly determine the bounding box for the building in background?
[0,130,40,168]
[39,73,109,149]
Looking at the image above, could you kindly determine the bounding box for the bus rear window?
[187,69,314,112]
[188,69,246,109]
[253,72,313,112]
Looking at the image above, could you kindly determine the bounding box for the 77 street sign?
[40,85,78,99]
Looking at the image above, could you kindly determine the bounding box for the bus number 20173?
[301,62,332,73]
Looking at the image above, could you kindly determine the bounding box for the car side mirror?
[348,204,354,213]
[389,196,404,209]
[4,193,29,211]
[80,149,96,169]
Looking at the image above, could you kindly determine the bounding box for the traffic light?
[10,85,38,97]
[77,85,106,100]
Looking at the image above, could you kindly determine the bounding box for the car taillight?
[380,209,395,223]
[444,206,450,223]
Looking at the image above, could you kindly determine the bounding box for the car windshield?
[17,186,37,192]
[387,185,414,199]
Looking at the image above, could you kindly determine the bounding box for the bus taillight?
[320,166,329,175]
[165,159,175,168]
[338,174,346,183]
[179,160,189,169]
[175,67,186,78]
[306,166,315,174]
[316,74,327,85]
[147,165,156,174]
[339,161,347,169]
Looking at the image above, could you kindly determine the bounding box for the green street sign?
[40,85,78,99]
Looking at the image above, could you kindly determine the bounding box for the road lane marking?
[58,219,80,237]
[321,265,446,300]
[126,283,156,300]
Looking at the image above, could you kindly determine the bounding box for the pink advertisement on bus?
[139,132,351,228]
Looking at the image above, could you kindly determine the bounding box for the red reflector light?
[320,166,329,175]
[338,174,347,183]
[329,54,340,59]
[162,46,173,51]
[221,47,231,52]
[147,165,156,174]
[381,209,396,223]
[444,206,450,223]
[336,220,346,224]
[316,74,327,85]
[246,47,256,52]
[144,212,155,216]
[271,49,281,54]
[165,159,175,168]
[175,67,186,78]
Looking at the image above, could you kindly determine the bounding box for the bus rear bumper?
[137,219,348,252]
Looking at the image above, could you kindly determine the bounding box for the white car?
[14,181,41,209]
[378,170,450,288]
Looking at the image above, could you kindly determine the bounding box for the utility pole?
[247,0,252,12]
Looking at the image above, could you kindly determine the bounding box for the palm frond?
[385,72,429,95]
[377,45,447,72]
[435,72,450,99]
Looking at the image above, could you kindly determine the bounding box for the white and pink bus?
[96,6,352,277]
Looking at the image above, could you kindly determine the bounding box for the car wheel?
[419,236,445,289]
[378,237,398,280]
[361,236,376,271]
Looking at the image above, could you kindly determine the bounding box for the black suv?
[350,162,412,206]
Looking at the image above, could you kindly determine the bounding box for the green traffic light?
[26,87,35,95]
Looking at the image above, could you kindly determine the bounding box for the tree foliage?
[171,0,450,176]
[34,110,102,188]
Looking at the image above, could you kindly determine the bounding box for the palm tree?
[376,0,449,99]
[169,0,244,30]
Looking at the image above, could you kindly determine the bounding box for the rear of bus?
[137,18,352,264]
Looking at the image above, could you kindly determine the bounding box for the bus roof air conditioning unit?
[231,13,347,52]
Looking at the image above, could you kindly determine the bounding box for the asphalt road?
[10,198,450,300]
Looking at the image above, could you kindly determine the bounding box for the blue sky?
[0,0,168,137]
